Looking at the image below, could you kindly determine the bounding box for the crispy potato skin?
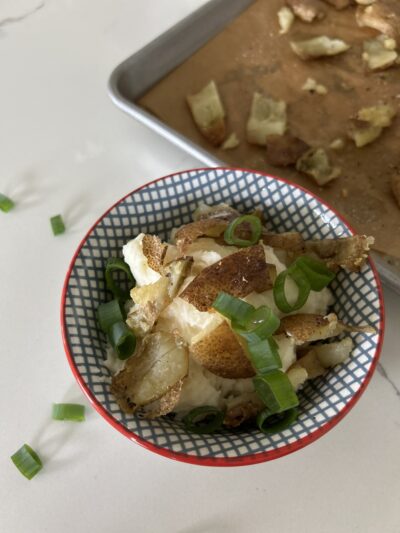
[143,379,184,419]
[296,148,341,186]
[356,1,400,44]
[278,313,342,344]
[186,81,226,146]
[305,235,374,271]
[287,0,326,22]
[180,244,276,311]
[175,218,230,254]
[142,235,166,273]
[191,321,255,379]
[265,134,309,167]
[204,118,226,146]
[111,332,188,413]
[223,401,262,428]
[290,37,350,60]
[262,231,305,253]
[278,313,374,345]
[246,93,287,145]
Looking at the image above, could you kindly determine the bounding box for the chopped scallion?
[108,321,136,360]
[224,215,262,247]
[11,444,42,480]
[183,406,224,434]
[257,407,299,434]
[52,403,85,422]
[245,337,282,374]
[212,292,254,326]
[295,256,335,291]
[105,257,135,301]
[253,370,299,414]
[97,299,124,334]
[50,214,65,236]
[233,305,280,342]
[0,193,15,213]
[273,265,311,314]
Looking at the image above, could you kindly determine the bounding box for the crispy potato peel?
[111,332,189,413]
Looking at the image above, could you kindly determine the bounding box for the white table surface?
[1,1,399,532]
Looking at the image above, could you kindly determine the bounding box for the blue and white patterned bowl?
[61,168,384,466]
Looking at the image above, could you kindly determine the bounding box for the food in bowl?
[97,203,375,435]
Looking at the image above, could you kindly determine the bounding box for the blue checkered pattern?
[63,169,381,460]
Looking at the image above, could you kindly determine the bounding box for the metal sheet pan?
[108,0,400,295]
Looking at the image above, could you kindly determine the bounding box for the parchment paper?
[139,0,400,258]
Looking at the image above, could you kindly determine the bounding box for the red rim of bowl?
[61,167,385,467]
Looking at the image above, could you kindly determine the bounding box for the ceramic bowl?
[61,168,384,466]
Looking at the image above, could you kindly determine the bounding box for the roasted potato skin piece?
[175,218,230,254]
[262,231,305,253]
[180,245,276,312]
[348,120,383,148]
[296,148,341,186]
[126,257,193,337]
[356,1,400,44]
[290,36,350,60]
[223,400,263,428]
[142,235,166,273]
[191,321,255,379]
[278,6,295,34]
[357,104,396,128]
[362,35,398,71]
[111,332,189,413]
[186,80,226,146]
[246,93,287,146]
[265,134,310,167]
[126,277,170,337]
[142,379,184,419]
[278,313,374,345]
[278,313,342,345]
[221,132,240,150]
[305,235,374,271]
[286,0,326,22]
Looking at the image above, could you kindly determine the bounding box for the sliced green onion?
[212,292,254,326]
[52,403,85,422]
[105,257,135,301]
[108,321,136,360]
[183,406,224,434]
[273,265,311,314]
[224,215,262,247]
[245,337,282,374]
[0,193,15,213]
[234,305,280,342]
[97,299,124,334]
[257,407,299,434]
[50,214,65,236]
[11,444,42,480]
[295,256,335,291]
[253,370,299,413]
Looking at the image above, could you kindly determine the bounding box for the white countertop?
[1,1,399,532]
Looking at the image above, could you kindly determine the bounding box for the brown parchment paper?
[139,0,400,258]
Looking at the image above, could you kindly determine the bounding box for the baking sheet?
[139,0,400,260]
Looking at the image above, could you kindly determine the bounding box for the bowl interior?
[62,168,382,465]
